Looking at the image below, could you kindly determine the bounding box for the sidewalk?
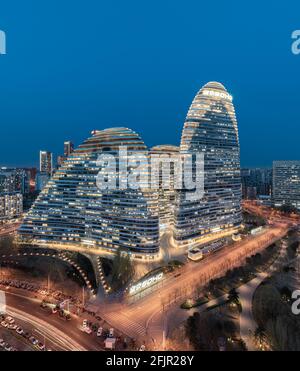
[238,242,288,350]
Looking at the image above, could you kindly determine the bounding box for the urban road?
[95,223,289,346]
[0,222,21,237]
[0,221,291,350]
[1,289,99,351]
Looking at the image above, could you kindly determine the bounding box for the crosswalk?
[101,312,147,339]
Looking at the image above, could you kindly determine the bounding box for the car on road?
[4,344,12,351]
[29,336,39,346]
[0,339,5,348]
[16,327,24,335]
[79,325,92,334]
[97,327,103,337]
[84,327,92,335]
[1,321,8,328]
[109,328,114,338]
[37,343,45,351]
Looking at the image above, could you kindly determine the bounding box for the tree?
[254,326,266,347]
[279,286,292,303]
[111,249,135,290]
[227,288,240,305]
[278,204,298,214]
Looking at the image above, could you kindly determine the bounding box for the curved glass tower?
[174,82,242,247]
[19,128,159,259]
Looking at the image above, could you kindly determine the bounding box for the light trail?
[5,305,87,351]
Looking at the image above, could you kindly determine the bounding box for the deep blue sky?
[0,1,299,168]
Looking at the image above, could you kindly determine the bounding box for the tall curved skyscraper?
[19,128,160,259]
[174,82,242,248]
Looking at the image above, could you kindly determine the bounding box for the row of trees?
[253,283,300,351]
[111,249,135,291]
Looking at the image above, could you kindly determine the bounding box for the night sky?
[0,1,299,168]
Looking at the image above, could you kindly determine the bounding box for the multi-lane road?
[0,206,295,350]
[0,222,21,237]
[1,289,102,351]
[95,224,289,346]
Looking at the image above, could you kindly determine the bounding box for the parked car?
[8,324,17,330]
[84,327,92,335]
[16,327,24,335]
[97,327,103,337]
[6,316,15,324]
[4,344,12,351]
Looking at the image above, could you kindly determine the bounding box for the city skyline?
[0,77,299,169]
[19,82,244,259]
[1,1,300,355]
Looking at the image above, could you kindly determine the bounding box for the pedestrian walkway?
[238,241,288,350]
[101,312,147,339]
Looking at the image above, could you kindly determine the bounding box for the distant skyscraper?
[0,168,29,194]
[39,151,53,175]
[64,141,74,157]
[0,168,19,193]
[273,161,300,209]
[174,82,242,248]
[150,145,180,232]
[241,168,272,199]
[20,128,160,259]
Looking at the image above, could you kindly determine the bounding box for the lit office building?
[241,168,272,199]
[64,141,74,157]
[0,168,29,194]
[39,151,53,175]
[150,145,180,232]
[0,193,23,221]
[56,141,74,169]
[174,82,242,248]
[273,161,300,209]
[19,128,159,259]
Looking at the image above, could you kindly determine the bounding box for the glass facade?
[150,145,180,232]
[273,161,300,209]
[39,151,53,175]
[174,82,242,247]
[19,128,160,257]
[0,193,23,221]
